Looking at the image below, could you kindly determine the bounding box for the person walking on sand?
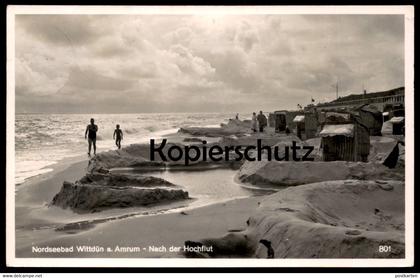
[257,111,267,133]
[85,118,98,156]
[113,124,123,149]
[251,112,257,132]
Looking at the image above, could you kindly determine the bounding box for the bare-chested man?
[85,118,98,156]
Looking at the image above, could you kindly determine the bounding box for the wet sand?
[15,152,263,258]
[16,158,89,206]
[17,185,261,258]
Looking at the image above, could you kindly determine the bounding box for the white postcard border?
[6,5,415,268]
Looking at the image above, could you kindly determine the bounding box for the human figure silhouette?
[251,112,257,132]
[85,118,98,156]
[113,124,123,149]
[257,111,267,132]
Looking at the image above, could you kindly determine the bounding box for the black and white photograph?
[6,5,414,268]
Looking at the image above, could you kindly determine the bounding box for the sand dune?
[187,179,404,258]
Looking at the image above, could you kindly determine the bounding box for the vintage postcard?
[6,5,414,268]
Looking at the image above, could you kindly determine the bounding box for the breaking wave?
[15,113,233,185]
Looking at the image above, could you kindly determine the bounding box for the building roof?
[389,117,405,123]
[293,115,305,122]
[320,124,354,137]
[330,87,404,104]
[273,110,287,114]
[325,112,350,120]
[357,104,382,115]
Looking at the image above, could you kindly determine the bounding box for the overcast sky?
[15,14,404,113]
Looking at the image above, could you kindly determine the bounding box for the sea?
[15,113,234,185]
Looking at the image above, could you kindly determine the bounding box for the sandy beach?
[16,156,264,259]
[14,117,406,259]
[18,181,262,258]
[15,126,267,258]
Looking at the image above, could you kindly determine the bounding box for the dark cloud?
[118,63,158,79]
[14,14,405,113]
[235,22,259,52]
[65,67,136,91]
[17,15,105,46]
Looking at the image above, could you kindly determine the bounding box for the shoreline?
[15,130,267,257]
[16,153,88,189]
[15,153,264,258]
[14,126,184,187]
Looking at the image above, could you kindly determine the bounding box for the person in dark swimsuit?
[113,124,123,149]
[85,118,98,156]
